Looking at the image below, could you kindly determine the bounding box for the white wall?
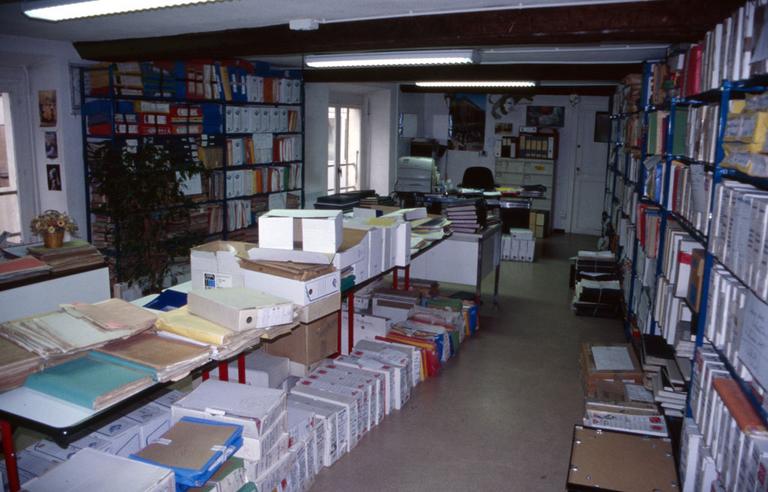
[303,83,330,206]
[0,35,86,238]
[397,91,608,230]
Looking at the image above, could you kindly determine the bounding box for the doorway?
[569,106,609,235]
[327,105,362,194]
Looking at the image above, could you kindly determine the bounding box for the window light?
[23,0,222,22]
[305,50,477,69]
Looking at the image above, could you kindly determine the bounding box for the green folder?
[672,107,688,156]
[24,352,155,410]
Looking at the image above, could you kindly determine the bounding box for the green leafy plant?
[89,142,206,294]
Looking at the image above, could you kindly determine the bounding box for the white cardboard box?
[290,385,358,453]
[287,394,344,467]
[351,259,369,284]
[333,229,368,270]
[172,380,286,438]
[259,210,343,254]
[295,292,341,323]
[187,288,294,331]
[190,241,251,290]
[341,311,393,353]
[394,222,412,267]
[243,269,340,306]
[233,411,288,461]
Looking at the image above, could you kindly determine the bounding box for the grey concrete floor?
[311,233,626,492]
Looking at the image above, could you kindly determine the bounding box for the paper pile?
[0,337,43,391]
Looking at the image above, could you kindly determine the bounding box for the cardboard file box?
[258,210,343,254]
[290,384,359,453]
[171,380,287,438]
[340,311,393,352]
[394,222,412,267]
[264,312,339,365]
[296,291,341,324]
[190,240,252,289]
[243,269,340,306]
[187,288,294,331]
[333,229,368,270]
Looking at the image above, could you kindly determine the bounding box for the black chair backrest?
[461,166,495,190]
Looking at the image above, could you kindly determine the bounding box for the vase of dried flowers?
[30,210,78,249]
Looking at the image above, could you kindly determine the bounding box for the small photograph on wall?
[38,90,57,127]
[526,105,565,128]
[46,164,62,191]
[449,93,486,151]
[45,131,58,159]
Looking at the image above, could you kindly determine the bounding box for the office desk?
[408,223,502,303]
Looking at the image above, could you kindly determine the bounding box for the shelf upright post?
[220,64,229,240]
[80,67,92,244]
[625,62,652,338]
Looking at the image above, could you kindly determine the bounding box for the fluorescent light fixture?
[23,0,221,22]
[415,81,536,88]
[305,50,476,68]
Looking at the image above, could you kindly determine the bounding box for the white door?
[569,106,608,235]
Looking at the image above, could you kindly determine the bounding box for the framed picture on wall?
[46,164,62,191]
[45,131,58,159]
[525,106,565,128]
[38,90,57,127]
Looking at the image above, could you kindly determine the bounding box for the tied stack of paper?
[579,343,644,397]
[130,417,243,489]
[23,351,155,411]
[0,337,43,391]
[27,239,105,273]
[0,299,156,358]
[96,332,211,383]
[24,447,175,492]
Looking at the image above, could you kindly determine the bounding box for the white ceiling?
[0,0,653,43]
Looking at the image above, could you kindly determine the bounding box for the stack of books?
[0,256,51,285]
[27,240,104,273]
[641,334,689,418]
[443,199,486,234]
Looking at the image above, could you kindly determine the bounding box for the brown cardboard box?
[264,312,339,365]
[580,343,644,396]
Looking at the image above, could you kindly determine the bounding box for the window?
[327,105,362,194]
[0,93,22,243]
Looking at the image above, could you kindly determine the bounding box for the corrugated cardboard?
[264,313,339,365]
[190,241,252,289]
[567,426,678,491]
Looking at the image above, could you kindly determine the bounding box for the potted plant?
[88,142,206,293]
[30,210,78,248]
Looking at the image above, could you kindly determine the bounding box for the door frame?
[568,102,608,235]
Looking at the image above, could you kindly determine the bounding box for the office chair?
[460,166,496,190]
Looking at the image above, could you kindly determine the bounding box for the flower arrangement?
[30,209,78,236]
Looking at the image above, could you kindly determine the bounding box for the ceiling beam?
[303,64,640,83]
[74,0,745,61]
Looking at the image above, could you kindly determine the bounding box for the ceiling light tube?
[23,0,221,22]
[305,50,477,68]
[415,81,536,88]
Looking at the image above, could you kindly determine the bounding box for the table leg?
[337,308,342,354]
[404,265,410,290]
[218,361,229,382]
[347,292,355,354]
[202,370,210,381]
[1,420,19,492]
[493,263,501,307]
[238,354,246,384]
[392,269,399,289]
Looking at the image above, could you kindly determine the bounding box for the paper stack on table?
[156,306,296,361]
[0,337,43,391]
[96,332,211,382]
[0,303,152,358]
[130,417,243,489]
[0,256,51,285]
[27,240,105,273]
[24,448,175,492]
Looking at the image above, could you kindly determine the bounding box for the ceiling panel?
[1,0,654,43]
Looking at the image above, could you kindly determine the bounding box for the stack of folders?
[641,334,688,417]
[443,199,486,234]
[722,93,768,177]
[0,337,43,391]
[683,348,768,492]
[23,352,155,411]
[27,240,105,273]
[130,417,243,489]
[0,256,51,285]
[95,332,210,383]
[572,279,622,317]
[0,299,156,358]
[24,448,175,492]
